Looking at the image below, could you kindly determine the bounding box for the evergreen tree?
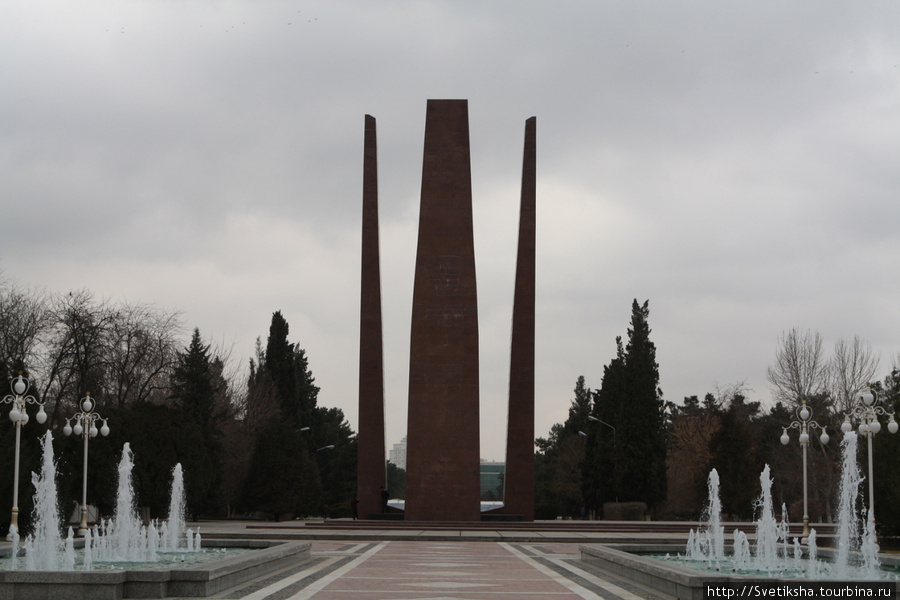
[563,376,592,437]
[584,340,625,511]
[619,299,667,508]
[708,395,761,519]
[241,418,321,519]
[873,371,900,535]
[264,312,302,425]
[311,405,357,511]
[386,461,406,499]
[238,311,358,518]
[259,311,320,431]
[89,402,208,519]
[169,328,227,517]
[583,300,666,513]
[534,377,593,518]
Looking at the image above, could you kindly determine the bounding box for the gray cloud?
[2,1,900,458]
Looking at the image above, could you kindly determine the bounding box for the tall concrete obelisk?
[500,117,536,521]
[405,100,481,522]
[357,114,386,519]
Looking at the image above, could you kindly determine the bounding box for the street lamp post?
[588,415,616,438]
[2,373,47,539]
[586,415,618,508]
[780,399,829,543]
[63,393,110,536]
[840,386,898,527]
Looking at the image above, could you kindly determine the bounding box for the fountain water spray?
[680,432,887,579]
[161,463,186,552]
[109,443,143,560]
[8,526,19,571]
[861,508,880,576]
[89,453,198,562]
[686,469,725,565]
[20,431,70,571]
[732,529,751,570]
[807,529,820,579]
[89,443,162,562]
[834,431,861,576]
[7,440,198,571]
[753,464,783,572]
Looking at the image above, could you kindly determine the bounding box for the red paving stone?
[298,540,594,600]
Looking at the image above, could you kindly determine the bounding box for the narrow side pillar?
[357,114,386,519]
[405,100,481,522]
[501,117,536,521]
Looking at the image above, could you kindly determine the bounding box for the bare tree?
[105,302,181,408]
[38,289,117,423]
[827,336,880,415]
[712,380,751,408]
[665,399,721,518]
[0,278,52,374]
[767,328,828,407]
[34,290,182,424]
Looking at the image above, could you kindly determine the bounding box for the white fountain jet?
[753,464,783,572]
[686,468,725,566]
[22,431,70,571]
[161,463,186,552]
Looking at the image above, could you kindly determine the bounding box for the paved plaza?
[159,520,675,600]
[197,538,660,600]
[2,519,831,599]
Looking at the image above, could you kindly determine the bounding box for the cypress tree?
[240,312,325,518]
[584,300,667,513]
[264,312,301,424]
[585,339,625,510]
[261,311,320,431]
[619,299,667,507]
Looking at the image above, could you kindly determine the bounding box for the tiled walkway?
[216,540,665,600]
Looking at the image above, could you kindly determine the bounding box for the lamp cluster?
[62,394,110,439]
[3,374,111,538]
[3,374,47,427]
[780,400,829,447]
[780,386,897,545]
[62,392,110,535]
[3,373,49,538]
[840,389,898,436]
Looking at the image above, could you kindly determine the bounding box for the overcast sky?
[3,2,900,460]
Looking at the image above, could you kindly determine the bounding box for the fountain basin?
[0,540,312,599]
[580,544,900,600]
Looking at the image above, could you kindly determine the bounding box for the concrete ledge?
[0,570,127,600]
[581,544,710,600]
[580,544,900,600]
[0,540,311,599]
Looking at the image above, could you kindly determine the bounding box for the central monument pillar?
[404,99,481,521]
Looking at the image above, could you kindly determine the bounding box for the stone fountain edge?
[0,539,312,600]
[579,543,900,600]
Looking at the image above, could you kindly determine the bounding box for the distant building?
[389,436,407,470]
[480,461,505,500]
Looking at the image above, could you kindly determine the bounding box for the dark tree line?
[536,300,666,519]
[535,301,900,535]
[239,311,357,519]
[1,278,357,536]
